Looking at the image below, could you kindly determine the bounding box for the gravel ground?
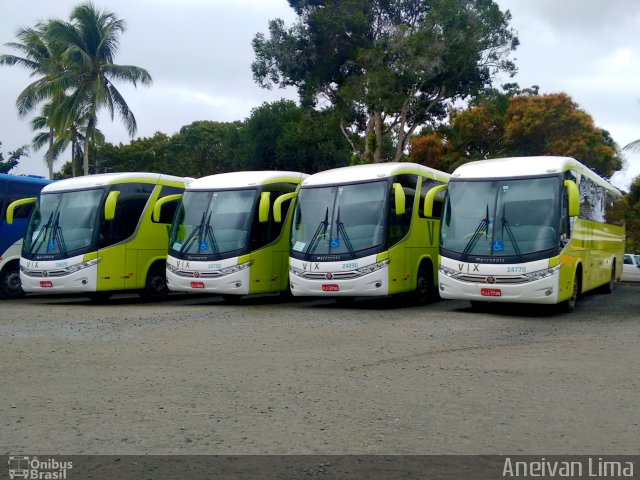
[1,283,639,455]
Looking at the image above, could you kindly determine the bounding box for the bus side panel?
[247,247,274,294]
[126,196,173,290]
[96,243,126,291]
[589,222,625,290]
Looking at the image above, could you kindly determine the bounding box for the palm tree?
[0,24,62,179]
[624,139,640,152]
[46,2,152,175]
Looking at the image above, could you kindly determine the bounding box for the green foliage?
[0,142,29,174]
[624,176,640,252]
[252,0,518,163]
[409,90,623,180]
[61,101,351,178]
[239,100,350,173]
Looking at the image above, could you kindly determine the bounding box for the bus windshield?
[441,176,560,260]
[170,189,257,258]
[23,188,104,258]
[291,180,387,258]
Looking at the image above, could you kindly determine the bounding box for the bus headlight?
[289,265,304,277]
[219,260,253,275]
[166,263,178,273]
[438,265,459,277]
[523,265,560,280]
[65,257,102,273]
[356,259,390,275]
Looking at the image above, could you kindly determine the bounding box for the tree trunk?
[48,126,54,179]
[71,139,77,177]
[363,114,375,163]
[374,111,383,163]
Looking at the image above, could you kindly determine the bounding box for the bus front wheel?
[559,272,581,313]
[412,264,434,305]
[140,264,169,301]
[0,262,25,300]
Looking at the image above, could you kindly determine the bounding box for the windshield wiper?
[180,211,205,254]
[500,207,523,262]
[304,207,329,259]
[335,207,355,258]
[201,211,220,257]
[30,212,54,254]
[50,212,68,256]
[461,205,490,260]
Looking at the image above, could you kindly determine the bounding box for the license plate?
[191,282,205,289]
[322,284,339,292]
[40,281,53,288]
[480,288,501,297]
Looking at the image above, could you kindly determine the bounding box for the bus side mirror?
[259,192,271,223]
[104,191,120,221]
[393,183,405,216]
[274,192,297,223]
[6,197,37,224]
[423,185,447,218]
[152,194,183,222]
[564,180,580,217]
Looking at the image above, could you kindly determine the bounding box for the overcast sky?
[1,0,639,189]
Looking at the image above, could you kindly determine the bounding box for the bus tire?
[602,262,615,294]
[0,261,25,300]
[559,271,581,313]
[412,263,434,305]
[139,263,169,301]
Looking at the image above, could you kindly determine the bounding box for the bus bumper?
[19,256,99,293]
[288,257,389,297]
[438,271,560,304]
[166,267,251,295]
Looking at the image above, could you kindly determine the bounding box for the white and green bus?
[288,162,450,303]
[7,172,190,300]
[165,171,307,299]
[433,156,625,312]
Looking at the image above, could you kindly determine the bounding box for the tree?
[44,3,151,176]
[409,90,623,179]
[0,24,63,178]
[0,142,29,174]
[252,0,518,163]
[239,100,350,173]
[625,175,640,252]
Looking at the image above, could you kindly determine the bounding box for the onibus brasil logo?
[8,456,73,479]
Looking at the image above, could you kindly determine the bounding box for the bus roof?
[301,162,450,187]
[451,156,619,193]
[0,173,52,186]
[187,171,308,191]
[40,172,189,193]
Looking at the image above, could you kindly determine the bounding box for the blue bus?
[0,173,52,299]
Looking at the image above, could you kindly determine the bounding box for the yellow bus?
[7,172,190,301]
[288,162,450,303]
[165,170,307,300]
[432,156,625,312]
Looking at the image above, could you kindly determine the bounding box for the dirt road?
[1,284,639,455]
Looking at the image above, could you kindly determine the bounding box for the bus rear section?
[288,163,450,304]
[165,171,307,299]
[436,156,625,312]
[0,174,52,299]
[11,172,189,300]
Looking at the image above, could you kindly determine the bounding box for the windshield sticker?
[330,238,340,248]
[492,240,504,252]
[293,241,306,252]
[172,242,182,250]
[47,240,56,251]
[199,241,209,250]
